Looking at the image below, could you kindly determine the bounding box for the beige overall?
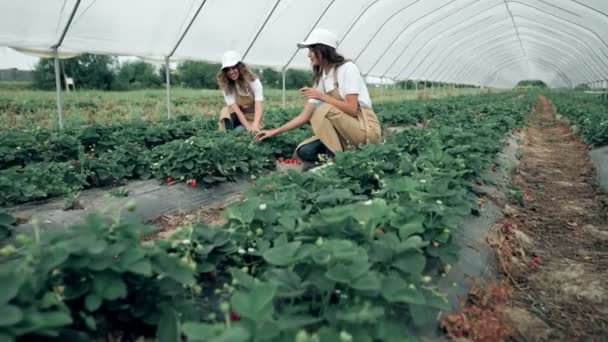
[218,84,260,131]
[295,67,381,158]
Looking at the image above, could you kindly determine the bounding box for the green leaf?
[409,304,439,327]
[263,241,302,266]
[392,251,426,275]
[382,276,426,305]
[29,311,73,330]
[127,260,152,275]
[351,272,382,291]
[398,236,428,252]
[278,216,296,231]
[84,294,102,312]
[326,260,370,284]
[182,322,224,341]
[157,309,180,342]
[210,326,250,342]
[0,305,22,326]
[0,212,16,226]
[231,282,277,320]
[230,268,256,289]
[275,315,321,330]
[398,217,425,239]
[0,273,21,304]
[93,273,127,301]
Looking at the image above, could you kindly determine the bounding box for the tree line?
[33,54,312,91]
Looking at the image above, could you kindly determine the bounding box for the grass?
[0,82,482,130]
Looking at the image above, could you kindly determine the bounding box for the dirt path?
[496,96,608,341]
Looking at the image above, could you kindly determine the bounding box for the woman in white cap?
[255,28,380,163]
[217,50,264,132]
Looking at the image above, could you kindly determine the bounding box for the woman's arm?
[229,103,252,131]
[255,102,315,141]
[251,101,264,132]
[300,87,359,117]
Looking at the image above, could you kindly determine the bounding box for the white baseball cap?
[297,28,338,49]
[221,50,242,69]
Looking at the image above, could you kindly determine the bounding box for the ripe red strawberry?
[534,257,542,265]
[516,128,522,134]
[187,179,197,188]
[277,157,284,162]
[166,177,173,184]
[230,311,240,321]
[585,145,592,151]
[492,164,497,172]
[502,222,512,233]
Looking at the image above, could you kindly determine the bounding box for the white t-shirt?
[308,61,372,109]
[223,79,264,106]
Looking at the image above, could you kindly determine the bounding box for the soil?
[444,96,608,341]
[146,206,228,241]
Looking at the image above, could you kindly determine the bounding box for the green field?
[0,84,481,130]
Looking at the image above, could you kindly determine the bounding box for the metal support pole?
[54,50,64,130]
[282,68,287,108]
[380,79,384,105]
[165,56,172,119]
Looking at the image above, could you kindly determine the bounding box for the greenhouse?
[0,0,607,341]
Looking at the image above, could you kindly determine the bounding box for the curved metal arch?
[242,0,281,59]
[401,13,508,80]
[450,39,593,85]
[419,2,608,83]
[418,16,587,81]
[485,56,572,87]
[281,0,336,70]
[427,25,600,84]
[470,31,602,79]
[429,32,596,85]
[460,48,581,87]
[453,35,599,84]
[352,0,423,62]
[504,0,527,57]
[167,0,208,58]
[570,0,608,18]
[458,49,578,86]
[415,16,515,80]
[336,0,382,47]
[380,3,510,77]
[508,0,608,51]
[513,15,608,71]
[483,58,572,87]
[367,0,499,77]
[424,18,603,82]
[451,41,586,85]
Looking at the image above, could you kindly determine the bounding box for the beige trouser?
[296,103,381,156]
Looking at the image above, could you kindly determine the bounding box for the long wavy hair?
[308,44,348,86]
[216,62,258,95]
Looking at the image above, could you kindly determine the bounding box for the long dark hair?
[309,44,347,86]
[216,62,258,95]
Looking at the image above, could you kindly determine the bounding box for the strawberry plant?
[550,94,608,147]
[0,215,198,341]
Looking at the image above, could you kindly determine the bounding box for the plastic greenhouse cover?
[0,0,606,88]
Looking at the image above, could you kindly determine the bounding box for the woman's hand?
[250,121,262,133]
[300,87,325,101]
[255,129,278,141]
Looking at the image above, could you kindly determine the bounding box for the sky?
[0,47,39,70]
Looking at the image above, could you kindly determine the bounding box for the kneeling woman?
[217,51,264,132]
[255,29,381,162]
